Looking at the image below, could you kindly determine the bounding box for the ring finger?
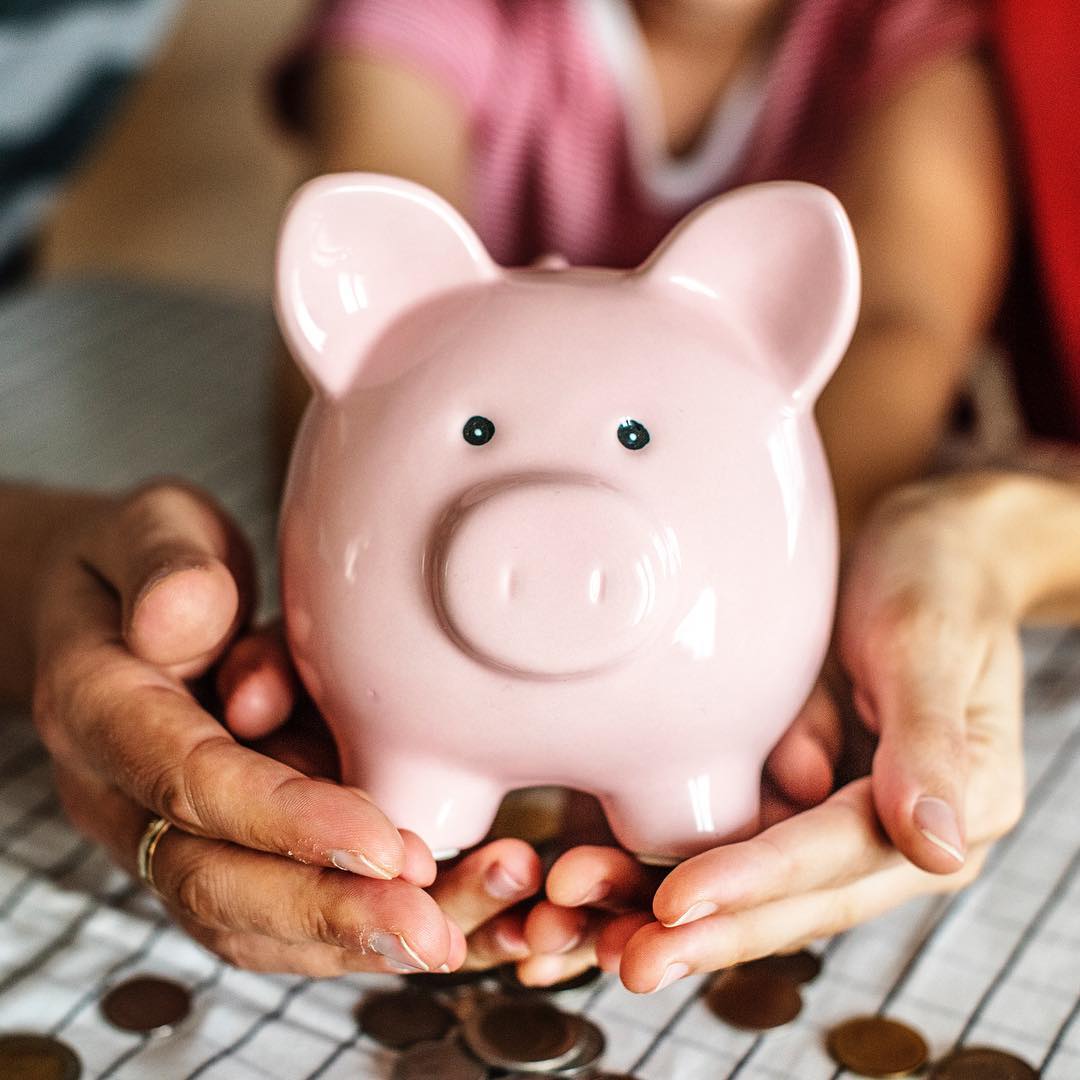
[63,767,458,974]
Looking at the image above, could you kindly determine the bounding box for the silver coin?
[391,1037,487,1080]
[549,1016,606,1076]
[0,1032,82,1080]
[463,996,580,1072]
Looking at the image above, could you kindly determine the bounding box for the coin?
[827,1016,929,1078]
[391,1037,487,1080]
[742,949,823,985]
[706,968,803,1030]
[929,1046,1040,1079]
[100,975,192,1035]
[549,1016,606,1077]
[357,990,457,1050]
[504,1075,639,1080]
[463,997,580,1072]
[498,964,604,995]
[0,1033,82,1080]
[406,968,493,991]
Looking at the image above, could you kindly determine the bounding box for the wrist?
[946,471,1080,620]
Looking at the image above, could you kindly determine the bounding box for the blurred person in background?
[259,0,1080,992]
[275,0,1009,539]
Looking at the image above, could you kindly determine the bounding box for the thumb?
[82,482,255,670]
[849,615,980,875]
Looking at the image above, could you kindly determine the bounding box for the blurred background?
[40,0,308,298]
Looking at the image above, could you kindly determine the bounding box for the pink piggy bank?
[277,174,859,863]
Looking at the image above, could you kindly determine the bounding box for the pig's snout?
[431,479,675,677]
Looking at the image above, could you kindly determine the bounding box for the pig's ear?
[275,173,497,397]
[643,182,860,408]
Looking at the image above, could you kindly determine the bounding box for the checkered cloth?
[0,279,1078,1078]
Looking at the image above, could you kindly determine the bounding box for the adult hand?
[527,476,1027,991]
[33,480,463,974]
[216,625,546,972]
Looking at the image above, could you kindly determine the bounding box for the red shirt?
[995,1,1080,439]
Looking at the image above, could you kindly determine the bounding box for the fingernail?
[913,797,965,864]
[494,923,528,955]
[662,900,718,928]
[437,964,452,974]
[570,880,610,907]
[484,861,528,900]
[554,929,583,955]
[650,962,690,993]
[331,850,396,880]
[135,557,210,608]
[521,955,565,986]
[369,931,430,973]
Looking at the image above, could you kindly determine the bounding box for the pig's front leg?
[358,754,506,860]
[598,759,762,864]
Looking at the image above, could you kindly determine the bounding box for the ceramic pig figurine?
[276,174,859,862]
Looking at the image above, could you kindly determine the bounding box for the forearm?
[0,483,107,702]
[977,473,1080,623]
[879,471,1080,626]
[817,319,973,542]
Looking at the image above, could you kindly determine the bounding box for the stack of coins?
[353,966,642,1078]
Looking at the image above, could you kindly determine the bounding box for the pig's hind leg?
[599,760,762,864]
[361,755,506,861]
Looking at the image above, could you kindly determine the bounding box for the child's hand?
[34,481,464,975]
[524,477,1028,992]
[510,698,845,988]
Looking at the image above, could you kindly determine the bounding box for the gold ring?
[136,816,172,894]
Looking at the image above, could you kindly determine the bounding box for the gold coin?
[929,1046,1040,1079]
[0,1033,82,1080]
[827,1016,929,1078]
[706,968,803,1030]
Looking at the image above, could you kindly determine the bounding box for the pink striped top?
[286,0,986,268]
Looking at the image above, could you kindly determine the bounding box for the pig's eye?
[617,418,650,451]
[463,415,495,446]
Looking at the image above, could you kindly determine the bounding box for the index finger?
[83,669,411,878]
[39,547,415,881]
[651,778,906,928]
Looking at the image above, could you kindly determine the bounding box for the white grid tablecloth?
[0,279,1078,1079]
